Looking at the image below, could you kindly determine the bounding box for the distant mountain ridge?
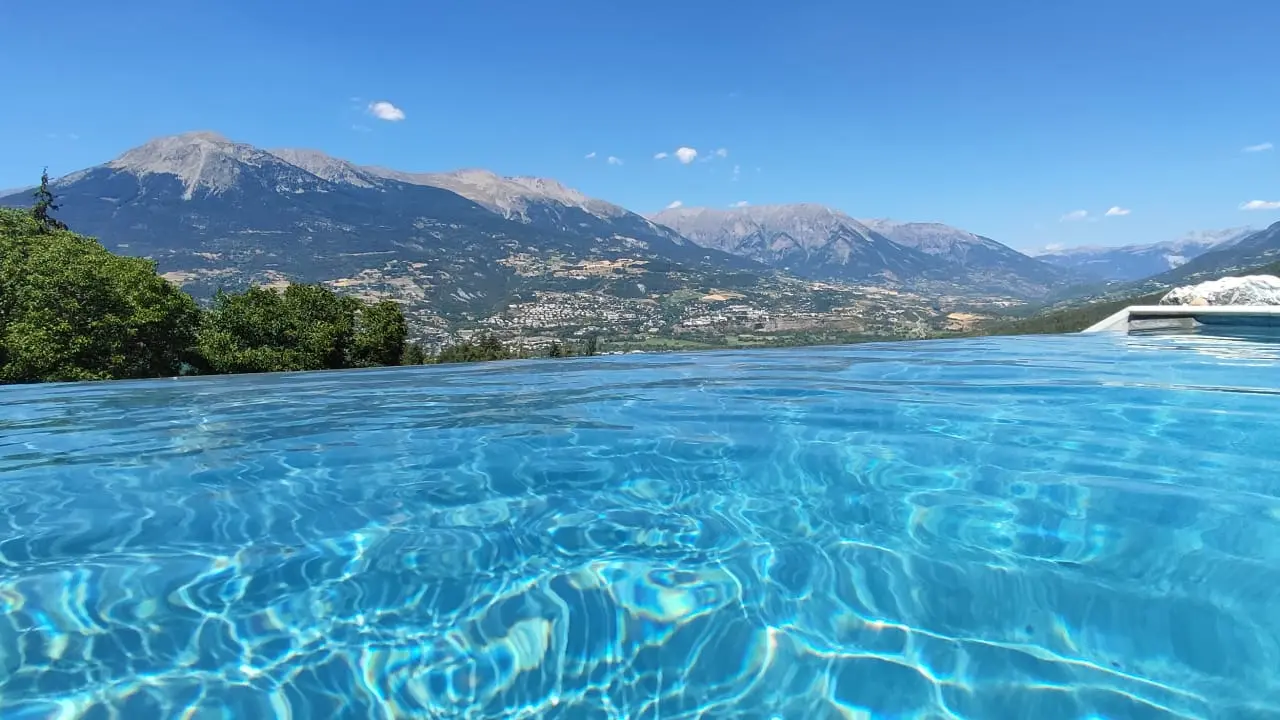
[1139,222,1280,286]
[651,205,1066,296]
[264,148,702,255]
[649,204,937,279]
[1034,227,1255,282]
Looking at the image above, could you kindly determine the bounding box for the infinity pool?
[2,333,1278,718]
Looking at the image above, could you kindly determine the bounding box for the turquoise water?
[2,333,1279,719]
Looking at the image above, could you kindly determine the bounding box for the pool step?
[1081,305,1280,333]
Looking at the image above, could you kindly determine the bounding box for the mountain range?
[648,206,1066,296]
[1136,222,1280,286]
[0,131,1063,292]
[1033,227,1256,282]
[3,131,1276,343]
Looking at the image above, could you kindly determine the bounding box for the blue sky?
[1,0,1277,250]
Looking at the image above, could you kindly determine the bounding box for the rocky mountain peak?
[268,148,380,188]
[362,166,627,222]
[105,131,317,199]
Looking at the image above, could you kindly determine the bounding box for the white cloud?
[1240,200,1280,211]
[653,151,669,160]
[584,151,597,159]
[730,200,749,208]
[1060,209,1089,222]
[665,200,683,209]
[1105,206,1131,217]
[732,164,741,181]
[714,148,729,158]
[606,156,623,165]
[1243,142,1273,153]
[367,101,406,122]
[675,147,698,164]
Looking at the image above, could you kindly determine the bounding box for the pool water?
[2,333,1279,719]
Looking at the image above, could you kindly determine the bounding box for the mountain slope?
[264,149,743,271]
[650,204,942,281]
[861,219,1068,295]
[1035,227,1254,282]
[362,167,736,270]
[652,205,1064,296]
[1140,222,1280,286]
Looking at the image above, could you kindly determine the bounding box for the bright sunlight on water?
[2,333,1279,719]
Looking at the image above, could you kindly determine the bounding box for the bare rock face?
[1159,275,1280,306]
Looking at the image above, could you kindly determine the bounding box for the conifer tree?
[31,168,67,232]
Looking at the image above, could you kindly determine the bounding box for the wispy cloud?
[653,151,669,160]
[730,200,749,208]
[1105,206,1131,217]
[665,200,683,209]
[351,124,372,133]
[1240,199,1280,211]
[732,164,741,181]
[1059,209,1089,222]
[367,101,406,122]
[584,151,597,159]
[606,156,623,166]
[1242,142,1274,153]
[714,148,729,158]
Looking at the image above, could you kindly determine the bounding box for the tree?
[196,284,411,374]
[30,168,67,233]
[436,333,511,363]
[353,300,408,367]
[401,342,428,365]
[547,341,566,358]
[0,208,201,383]
[582,336,599,356]
[195,283,393,374]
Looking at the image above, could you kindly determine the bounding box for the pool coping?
[1082,305,1280,333]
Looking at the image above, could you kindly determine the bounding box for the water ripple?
[1,333,1279,718]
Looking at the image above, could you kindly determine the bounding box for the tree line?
[0,175,596,385]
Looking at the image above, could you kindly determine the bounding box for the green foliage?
[2,191,415,384]
[0,208,202,383]
[547,341,568,358]
[582,335,599,356]
[353,300,408,367]
[30,168,67,233]
[436,333,511,363]
[401,341,428,365]
[197,284,409,374]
